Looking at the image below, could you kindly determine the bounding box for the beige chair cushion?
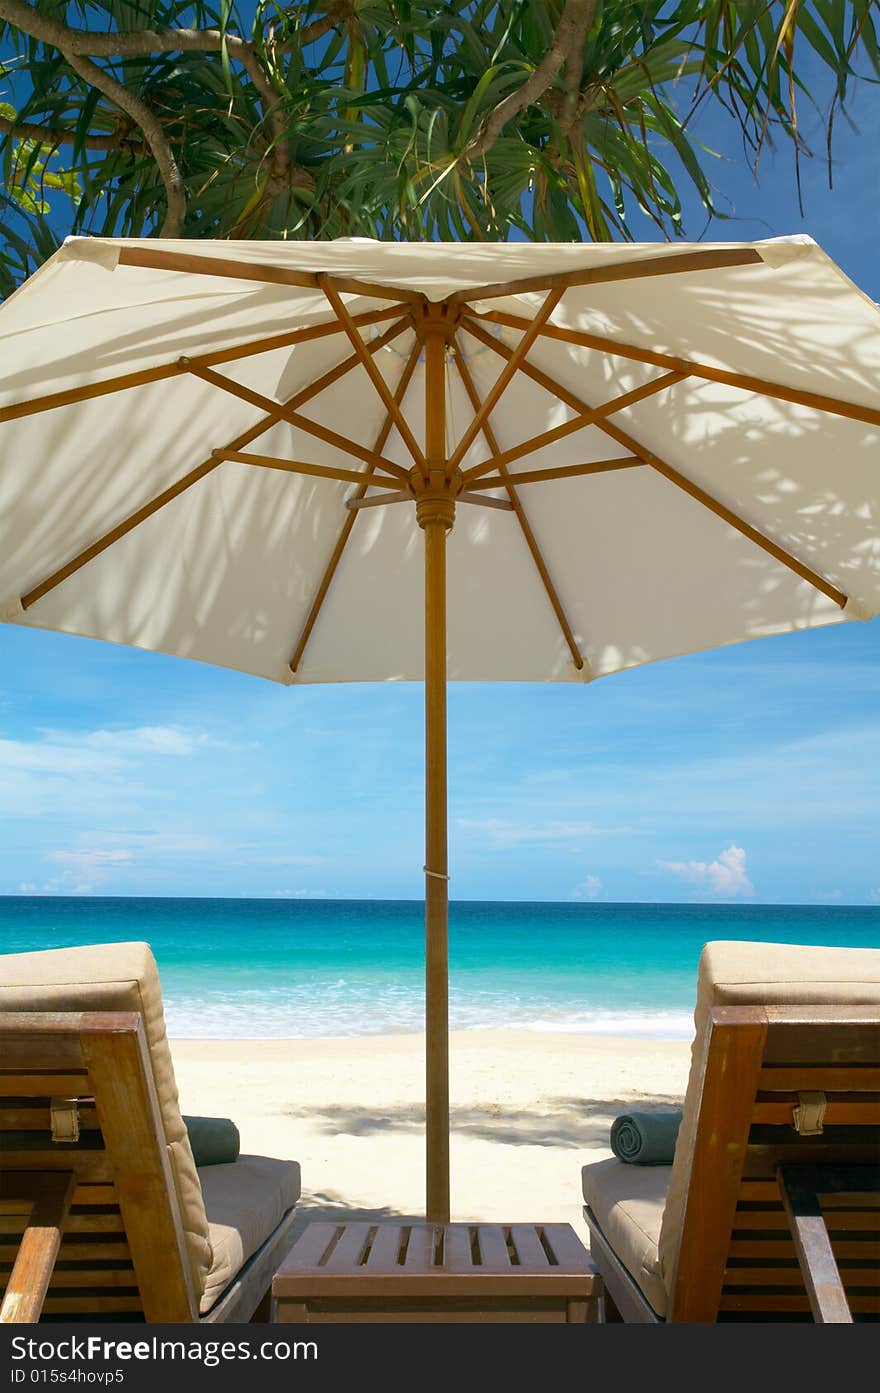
[582,1157,669,1316]
[657,940,880,1298]
[199,1155,301,1313]
[0,941,213,1302]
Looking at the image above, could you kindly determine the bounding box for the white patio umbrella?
[1,235,878,1221]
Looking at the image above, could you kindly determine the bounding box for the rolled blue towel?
[610,1110,682,1165]
[183,1115,240,1167]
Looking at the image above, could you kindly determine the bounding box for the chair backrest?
[0,1009,199,1321]
[666,1003,880,1322]
[0,943,213,1316]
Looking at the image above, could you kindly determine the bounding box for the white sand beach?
[171,1030,691,1240]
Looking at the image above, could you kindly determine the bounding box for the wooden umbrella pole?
[417,312,456,1223]
[423,516,450,1223]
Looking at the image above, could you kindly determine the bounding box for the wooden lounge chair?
[0,942,300,1323]
[581,941,880,1323]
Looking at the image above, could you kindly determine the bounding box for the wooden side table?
[272,1221,602,1322]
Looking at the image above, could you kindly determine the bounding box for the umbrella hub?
[412,301,460,533]
[411,466,460,531]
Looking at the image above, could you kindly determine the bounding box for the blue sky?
[1,50,878,905]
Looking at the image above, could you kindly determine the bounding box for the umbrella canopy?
[2,235,879,1219]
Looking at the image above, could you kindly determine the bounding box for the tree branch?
[0,0,321,220]
[464,0,595,160]
[282,2,354,53]
[64,49,186,235]
[0,3,261,60]
[558,0,598,137]
[0,0,186,234]
[235,47,290,192]
[0,112,145,153]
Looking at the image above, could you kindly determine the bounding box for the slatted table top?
[273,1222,599,1299]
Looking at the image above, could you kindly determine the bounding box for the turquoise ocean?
[0,898,877,1040]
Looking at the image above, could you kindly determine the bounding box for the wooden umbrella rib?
[117,246,425,304]
[288,340,423,675]
[186,362,410,484]
[446,248,763,306]
[446,287,564,473]
[318,276,427,471]
[457,492,514,511]
[1,362,179,425]
[467,319,847,609]
[330,277,426,306]
[0,306,402,425]
[474,457,644,488]
[461,369,686,486]
[219,451,405,490]
[345,491,412,510]
[468,307,880,429]
[452,337,585,671]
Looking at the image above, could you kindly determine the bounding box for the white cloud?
[59,725,204,758]
[48,849,132,870]
[91,726,203,757]
[0,725,205,775]
[659,844,754,898]
[0,724,213,819]
[236,853,326,868]
[457,817,600,848]
[0,736,115,778]
[571,874,602,901]
[24,847,135,896]
[98,830,219,856]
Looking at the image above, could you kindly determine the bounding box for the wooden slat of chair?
[1,1036,88,1071]
[729,1236,877,1260]
[0,1105,100,1132]
[761,1008,879,1062]
[719,1292,878,1315]
[724,1265,880,1288]
[0,1152,114,1182]
[733,1207,880,1231]
[41,1294,143,1316]
[737,1180,879,1208]
[0,1211,126,1239]
[760,1067,880,1091]
[0,1240,132,1263]
[44,1269,138,1289]
[0,1075,90,1096]
[753,1097,879,1126]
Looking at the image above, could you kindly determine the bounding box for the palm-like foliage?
[0,1,877,295]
